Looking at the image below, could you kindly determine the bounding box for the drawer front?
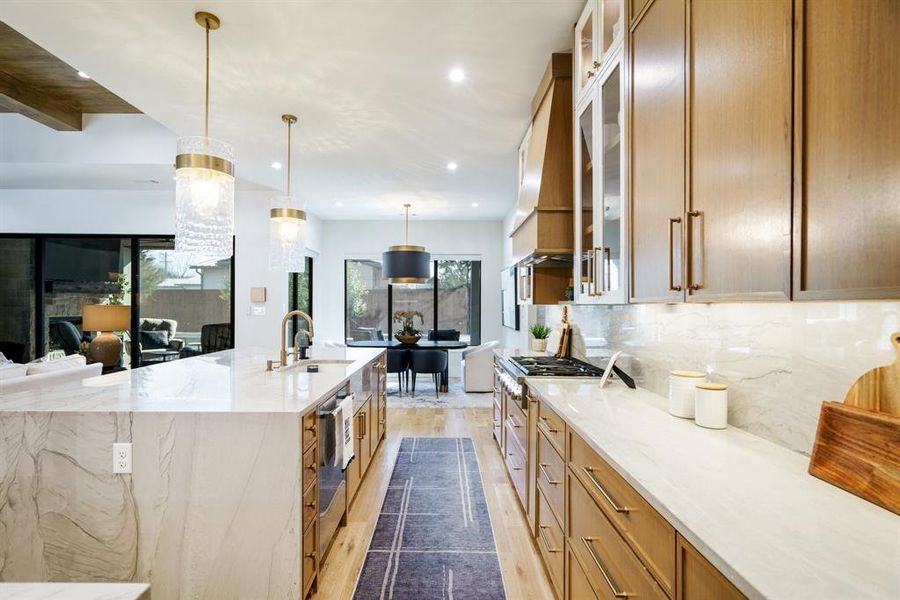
[302,411,317,452]
[537,401,566,456]
[536,484,564,599]
[302,444,317,492]
[567,547,600,600]
[569,432,676,595]
[302,522,317,595]
[357,403,372,475]
[377,394,386,442]
[506,399,527,453]
[303,482,317,532]
[568,471,668,600]
[347,436,361,505]
[537,427,565,525]
[504,421,527,509]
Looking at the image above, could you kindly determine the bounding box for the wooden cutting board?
[843,332,900,415]
[809,332,900,515]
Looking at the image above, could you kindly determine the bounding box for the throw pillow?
[26,354,86,376]
[140,330,169,350]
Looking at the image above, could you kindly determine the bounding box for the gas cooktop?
[509,356,605,377]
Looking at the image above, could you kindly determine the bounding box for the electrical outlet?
[113,442,132,474]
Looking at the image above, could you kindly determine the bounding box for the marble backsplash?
[540,302,900,455]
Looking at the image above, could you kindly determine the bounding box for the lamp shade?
[269,195,307,272]
[382,245,431,284]
[83,304,131,332]
[175,135,235,259]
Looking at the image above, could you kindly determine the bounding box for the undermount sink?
[283,359,354,372]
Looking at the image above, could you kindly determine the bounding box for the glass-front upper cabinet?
[574,0,625,106]
[574,48,626,304]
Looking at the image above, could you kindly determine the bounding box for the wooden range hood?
[510,53,574,268]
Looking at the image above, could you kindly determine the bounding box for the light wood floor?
[314,407,554,600]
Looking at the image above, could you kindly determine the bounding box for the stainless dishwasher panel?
[318,394,347,559]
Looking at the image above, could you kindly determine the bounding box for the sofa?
[462,340,499,392]
[0,354,103,396]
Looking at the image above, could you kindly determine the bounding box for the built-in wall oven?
[317,389,352,558]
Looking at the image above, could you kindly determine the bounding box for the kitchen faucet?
[280,310,315,366]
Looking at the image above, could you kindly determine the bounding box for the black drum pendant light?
[383,203,431,285]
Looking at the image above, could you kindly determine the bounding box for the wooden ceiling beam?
[0,70,82,131]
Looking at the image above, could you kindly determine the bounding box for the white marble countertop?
[0,346,383,414]
[526,378,900,600]
[0,583,150,600]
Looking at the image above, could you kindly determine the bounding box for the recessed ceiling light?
[335,201,344,207]
[448,67,465,83]
[471,202,479,208]
[271,161,282,170]
[446,161,458,171]
[77,71,90,79]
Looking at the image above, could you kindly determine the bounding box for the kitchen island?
[0,346,386,600]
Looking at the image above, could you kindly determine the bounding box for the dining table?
[345,340,468,392]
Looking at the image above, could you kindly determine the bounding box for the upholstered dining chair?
[427,329,461,342]
[386,348,410,394]
[409,349,448,399]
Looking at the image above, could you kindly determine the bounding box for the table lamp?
[83,304,130,367]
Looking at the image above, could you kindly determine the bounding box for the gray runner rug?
[353,437,507,600]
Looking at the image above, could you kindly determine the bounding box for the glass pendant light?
[269,114,307,272]
[383,204,431,285]
[174,11,235,259]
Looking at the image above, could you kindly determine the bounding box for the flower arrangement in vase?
[393,310,424,344]
[529,323,551,352]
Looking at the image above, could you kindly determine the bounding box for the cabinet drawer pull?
[511,466,523,471]
[581,536,628,598]
[304,425,317,434]
[687,209,704,291]
[539,416,560,434]
[539,525,562,553]
[539,462,561,486]
[581,466,629,513]
[507,415,522,429]
[604,247,612,291]
[305,552,316,560]
[668,216,682,292]
[305,502,316,509]
[593,246,603,296]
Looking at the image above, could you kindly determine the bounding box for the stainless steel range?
[496,355,635,410]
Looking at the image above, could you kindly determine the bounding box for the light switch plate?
[113,442,132,474]
[252,306,266,316]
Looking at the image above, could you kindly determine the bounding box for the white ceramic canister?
[668,371,707,418]
[694,383,728,429]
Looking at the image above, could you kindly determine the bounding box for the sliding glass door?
[437,260,481,344]
[136,238,233,366]
[288,256,314,345]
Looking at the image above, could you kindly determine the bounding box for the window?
[136,238,233,366]
[343,258,481,345]
[0,234,234,369]
[345,259,389,342]
[288,256,314,344]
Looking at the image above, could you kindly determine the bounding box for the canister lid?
[696,382,727,391]
[670,370,706,378]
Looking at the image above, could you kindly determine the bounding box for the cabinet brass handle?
[668,216,682,292]
[507,415,523,429]
[539,525,562,553]
[539,416,560,434]
[305,552,316,560]
[539,462,561,486]
[687,210,704,291]
[587,69,596,78]
[581,537,628,598]
[582,466,629,513]
[592,246,603,296]
[592,60,602,69]
[306,502,316,509]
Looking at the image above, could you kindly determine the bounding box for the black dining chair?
[409,349,449,399]
[386,348,410,394]
[427,329,461,342]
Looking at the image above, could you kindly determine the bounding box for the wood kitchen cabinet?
[792,0,900,300]
[676,535,745,600]
[629,0,686,302]
[686,0,792,301]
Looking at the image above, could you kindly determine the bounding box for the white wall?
[501,204,533,349]
[315,220,504,346]
[0,188,323,352]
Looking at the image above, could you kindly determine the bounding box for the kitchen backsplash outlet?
[542,301,900,455]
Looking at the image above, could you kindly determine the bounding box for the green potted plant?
[530,323,551,352]
[393,310,424,345]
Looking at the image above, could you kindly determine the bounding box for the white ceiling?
[0,0,582,220]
